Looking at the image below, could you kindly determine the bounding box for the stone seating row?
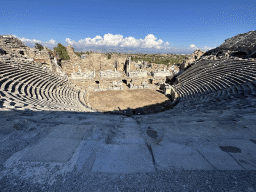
[174,80,256,111]
[0,61,75,100]
[0,56,69,83]
[177,78,256,103]
[178,60,256,90]
[178,59,255,83]
[178,60,217,80]
[0,82,84,111]
[173,60,256,103]
[0,83,86,111]
[177,60,255,85]
[0,60,89,111]
[176,68,256,100]
[176,76,255,102]
[0,65,70,105]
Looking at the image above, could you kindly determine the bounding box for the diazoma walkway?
[0,34,256,191]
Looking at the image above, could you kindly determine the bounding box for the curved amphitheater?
[1,32,256,191]
[0,56,92,112]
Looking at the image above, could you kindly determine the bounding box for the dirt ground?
[88,88,170,112]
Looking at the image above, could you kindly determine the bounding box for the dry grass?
[88,88,169,112]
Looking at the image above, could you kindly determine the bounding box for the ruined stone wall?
[61,60,74,76]
[0,35,68,79]
[71,71,95,80]
[183,50,205,68]
[94,80,124,91]
[100,70,122,79]
[70,78,124,92]
[79,53,127,72]
[128,78,150,89]
[67,45,80,60]
[0,35,58,68]
[59,43,181,91]
[29,48,52,65]
[0,35,34,62]
[0,35,27,53]
[151,70,171,78]
[128,71,148,78]
[169,65,180,74]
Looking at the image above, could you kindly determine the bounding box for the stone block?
[91,144,155,173]
[20,137,81,163]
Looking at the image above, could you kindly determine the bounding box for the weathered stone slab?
[192,140,244,170]
[216,139,256,170]
[91,144,155,173]
[74,140,102,172]
[47,124,90,139]
[152,140,213,170]
[20,137,81,163]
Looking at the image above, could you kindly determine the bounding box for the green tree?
[74,51,85,57]
[35,43,44,51]
[107,53,111,59]
[53,43,70,60]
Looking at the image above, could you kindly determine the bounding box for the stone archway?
[232,51,247,58]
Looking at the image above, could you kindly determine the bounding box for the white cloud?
[13,35,57,49]
[189,44,215,52]
[65,33,170,51]
[189,44,198,50]
[12,34,215,54]
[202,46,215,51]
[164,42,170,46]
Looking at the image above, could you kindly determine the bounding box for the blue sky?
[0,0,255,54]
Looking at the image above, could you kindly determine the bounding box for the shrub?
[35,43,44,51]
[74,51,85,57]
[53,43,70,60]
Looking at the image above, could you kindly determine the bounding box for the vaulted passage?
[216,51,223,57]
[232,51,247,58]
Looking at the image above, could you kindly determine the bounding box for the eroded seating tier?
[0,58,91,111]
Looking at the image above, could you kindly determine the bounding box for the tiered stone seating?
[172,59,256,106]
[0,56,92,112]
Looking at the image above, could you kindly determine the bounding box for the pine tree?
[35,43,44,51]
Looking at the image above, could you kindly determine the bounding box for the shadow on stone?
[219,146,241,153]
